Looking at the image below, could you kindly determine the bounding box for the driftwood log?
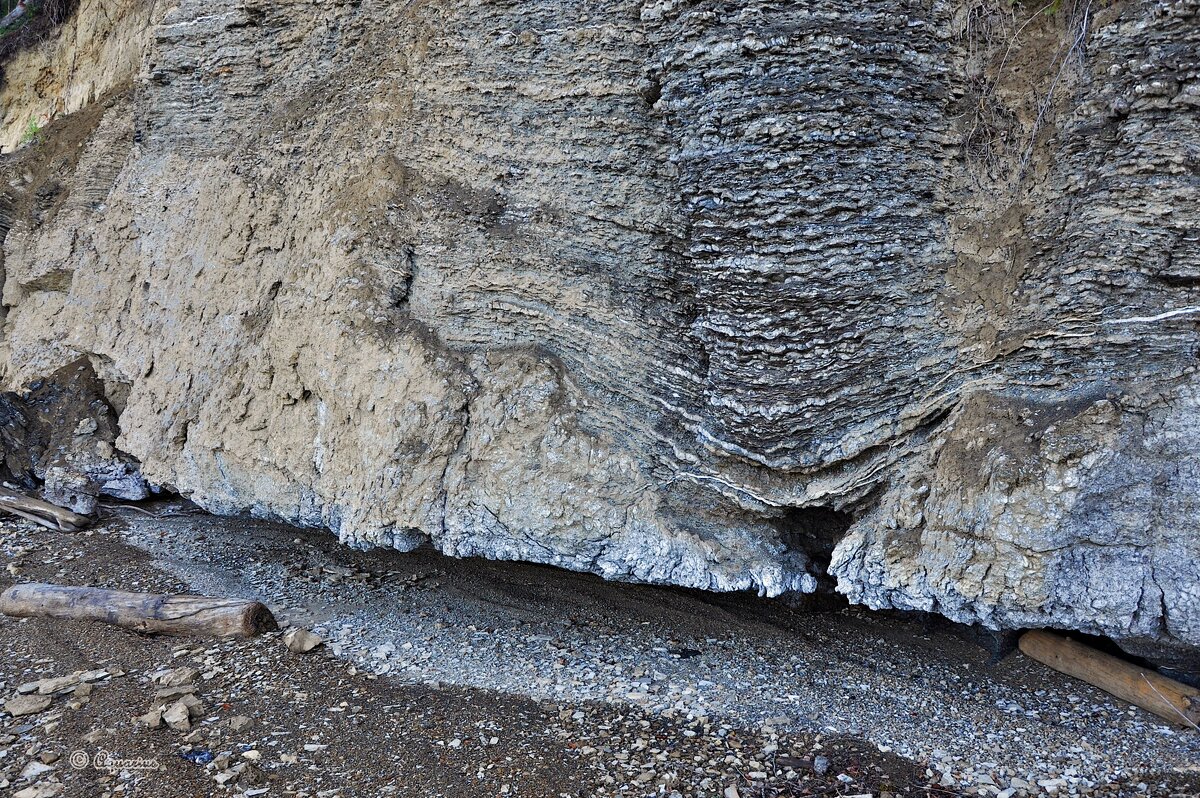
[0,583,278,638]
[1019,630,1200,729]
[0,487,92,532]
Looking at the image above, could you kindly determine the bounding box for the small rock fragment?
[179,693,205,717]
[136,707,163,728]
[163,701,192,731]
[19,760,56,780]
[284,628,324,653]
[13,785,64,798]
[5,695,52,718]
[34,675,80,695]
[153,667,200,687]
[154,684,198,700]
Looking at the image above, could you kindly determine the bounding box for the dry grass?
[955,0,1095,184]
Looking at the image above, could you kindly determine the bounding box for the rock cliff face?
[0,0,1197,665]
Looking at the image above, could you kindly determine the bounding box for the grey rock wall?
[0,0,1197,665]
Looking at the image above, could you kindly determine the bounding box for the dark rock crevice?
[777,505,854,591]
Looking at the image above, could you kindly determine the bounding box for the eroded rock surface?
[0,357,148,513]
[0,0,1196,664]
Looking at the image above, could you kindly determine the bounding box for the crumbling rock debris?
[0,358,148,515]
[0,0,1197,666]
[152,667,199,688]
[136,706,163,728]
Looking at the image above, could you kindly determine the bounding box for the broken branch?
[1019,630,1200,729]
[0,486,92,532]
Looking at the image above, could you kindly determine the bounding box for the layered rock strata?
[0,0,1196,665]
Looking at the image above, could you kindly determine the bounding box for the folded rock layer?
[0,0,1196,666]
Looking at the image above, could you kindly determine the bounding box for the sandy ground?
[0,506,1197,797]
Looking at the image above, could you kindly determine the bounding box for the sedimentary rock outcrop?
[0,0,1196,665]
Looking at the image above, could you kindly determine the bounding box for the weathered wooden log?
[0,487,92,532]
[1019,630,1200,729]
[0,583,278,638]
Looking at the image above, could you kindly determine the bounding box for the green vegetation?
[20,116,40,145]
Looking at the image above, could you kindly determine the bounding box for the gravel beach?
[0,507,1196,797]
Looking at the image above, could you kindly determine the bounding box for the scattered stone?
[153,667,200,687]
[5,695,52,718]
[0,510,1193,797]
[136,707,164,728]
[33,675,80,695]
[13,784,63,798]
[163,701,192,731]
[19,760,56,780]
[154,684,197,700]
[284,628,324,654]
